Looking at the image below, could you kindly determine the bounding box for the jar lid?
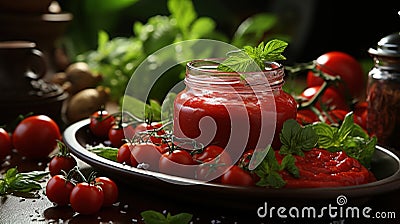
[368,32,400,57]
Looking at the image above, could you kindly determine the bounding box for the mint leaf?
[254,146,286,188]
[262,39,288,61]
[217,39,288,72]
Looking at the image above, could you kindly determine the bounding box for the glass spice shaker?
[367,31,400,150]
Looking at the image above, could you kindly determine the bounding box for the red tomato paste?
[173,60,297,152]
[276,148,376,188]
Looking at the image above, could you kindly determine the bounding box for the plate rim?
[63,118,400,200]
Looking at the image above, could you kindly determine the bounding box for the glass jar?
[173,59,297,155]
[367,32,400,150]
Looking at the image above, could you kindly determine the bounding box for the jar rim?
[186,58,283,75]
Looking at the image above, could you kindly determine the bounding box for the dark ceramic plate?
[63,119,400,210]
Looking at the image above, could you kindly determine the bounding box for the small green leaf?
[266,171,286,188]
[87,145,119,162]
[217,39,288,72]
[311,122,336,148]
[167,212,193,224]
[141,210,167,224]
[280,155,299,178]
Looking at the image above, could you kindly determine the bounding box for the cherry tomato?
[46,175,75,206]
[220,165,255,187]
[296,109,319,125]
[307,51,365,98]
[300,86,350,111]
[195,152,232,182]
[70,182,104,215]
[135,122,165,144]
[95,177,118,207]
[159,149,195,178]
[49,141,77,176]
[12,115,61,159]
[108,123,136,148]
[49,155,77,177]
[0,128,12,160]
[192,145,224,162]
[89,110,115,138]
[130,143,162,171]
[117,142,133,165]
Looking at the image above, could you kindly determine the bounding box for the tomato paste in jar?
[277,148,376,188]
[173,59,297,156]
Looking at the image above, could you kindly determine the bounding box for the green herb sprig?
[310,112,377,168]
[217,39,288,72]
[0,167,48,196]
[254,119,318,188]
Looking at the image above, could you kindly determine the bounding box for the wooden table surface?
[1,149,400,224]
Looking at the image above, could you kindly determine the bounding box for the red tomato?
[159,149,195,178]
[221,165,255,186]
[192,145,224,162]
[0,128,12,160]
[195,152,232,182]
[95,177,119,207]
[89,110,115,138]
[70,182,104,215]
[296,109,319,125]
[325,109,348,125]
[300,86,350,111]
[307,51,365,98]
[135,122,165,144]
[12,115,61,159]
[130,143,162,171]
[117,143,133,165]
[48,141,77,176]
[48,155,77,177]
[108,123,136,148]
[46,175,75,206]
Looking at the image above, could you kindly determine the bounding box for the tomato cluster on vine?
[46,166,119,215]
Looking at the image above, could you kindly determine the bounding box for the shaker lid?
[368,32,400,57]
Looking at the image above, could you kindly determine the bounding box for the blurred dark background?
[58,0,400,63]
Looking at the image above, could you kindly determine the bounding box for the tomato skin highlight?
[0,128,12,160]
[95,177,119,207]
[159,150,196,178]
[12,115,61,159]
[46,175,75,206]
[307,51,365,98]
[69,182,104,215]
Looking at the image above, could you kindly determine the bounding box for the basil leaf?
[337,112,354,142]
[279,119,317,156]
[167,212,193,224]
[311,122,336,148]
[141,210,167,224]
[280,155,299,178]
[266,171,286,188]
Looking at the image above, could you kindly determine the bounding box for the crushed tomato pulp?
[276,148,376,188]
